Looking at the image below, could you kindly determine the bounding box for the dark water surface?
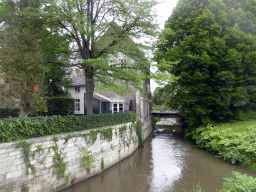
[61,129,256,192]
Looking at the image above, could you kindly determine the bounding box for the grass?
[213,119,256,133]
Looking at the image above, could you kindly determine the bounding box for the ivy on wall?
[0,112,136,143]
[13,120,144,192]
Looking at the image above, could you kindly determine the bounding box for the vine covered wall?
[0,119,152,192]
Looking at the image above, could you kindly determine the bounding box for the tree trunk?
[85,67,94,115]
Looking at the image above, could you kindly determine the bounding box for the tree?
[152,86,172,106]
[0,0,46,115]
[42,0,158,115]
[41,30,72,97]
[155,0,256,128]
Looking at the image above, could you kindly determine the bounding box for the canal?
[61,126,256,192]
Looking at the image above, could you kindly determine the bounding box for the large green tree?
[156,0,256,128]
[41,0,158,115]
[0,0,47,115]
[41,30,72,97]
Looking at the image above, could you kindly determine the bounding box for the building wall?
[68,86,85,115]
[0,120,152,192]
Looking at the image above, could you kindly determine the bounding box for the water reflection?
[149,133,185,192]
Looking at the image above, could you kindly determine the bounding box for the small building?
[68,71,151,121]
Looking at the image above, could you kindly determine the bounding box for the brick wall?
[0,119,152,192]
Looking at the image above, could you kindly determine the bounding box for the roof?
[70,71,85,86]
[93,93,112,102]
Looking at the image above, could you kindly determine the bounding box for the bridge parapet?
[151,111,180,118]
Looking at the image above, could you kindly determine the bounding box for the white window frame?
[75,99,80,111]
[112,103,124,113]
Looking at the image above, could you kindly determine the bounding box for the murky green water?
[61,129,256,192]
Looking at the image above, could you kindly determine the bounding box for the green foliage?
[50,137,70,184]
[135,120,143,147]
[64,135,72,144]
[192,182,205,192]
[184,181,205,192]
[151,116,160,129]
[0,0,46,116]
[152,86,173,107]
[186,120,256,170]
[86,130,99,145]
[220,171,256,192]
[80,147,95,173]
[32,145,45,159]
[21,182,29,192]
[82,128,113,145]
[155,0,256,128]
[0,108,19,119]
[100,128,113,142]
[119,126,127,140]
[47,97,74,116]
[41,0,157,115]
[101,157,105,170]
[15,140,36,175]
[188,172,256,192]
[0,112,137,143]
[42,29,71,98]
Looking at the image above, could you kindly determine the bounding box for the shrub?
[0,108,19,118]
[220,171,256,192]
[0,112,137,143]
[47,97,74,116]
[186,123,256,170]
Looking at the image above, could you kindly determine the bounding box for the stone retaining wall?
[0,120,152,192]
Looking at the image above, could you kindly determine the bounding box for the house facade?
[68,71,151,120]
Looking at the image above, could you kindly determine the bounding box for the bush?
[186,123,256,170]
[220,171,256,192]
[0,108,19,118]
[0,112,137,143]
[47,97,74,116]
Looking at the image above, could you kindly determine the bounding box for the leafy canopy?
[155,0,256,128]
[41,0,158,114]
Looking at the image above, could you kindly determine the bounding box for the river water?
[61,126,256,192]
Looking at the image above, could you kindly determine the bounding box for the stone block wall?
[0,119,152,192]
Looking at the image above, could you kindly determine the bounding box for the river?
[61,126,256,192]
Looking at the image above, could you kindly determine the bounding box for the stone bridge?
[151,110,180,118]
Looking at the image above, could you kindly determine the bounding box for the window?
[75,99,80,111]
[113,103,118,113]
[75,86,80,92]
[113,103,123,113]
[119,104,123,112]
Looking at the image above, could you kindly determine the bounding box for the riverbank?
[0,119,152,192]
[186,119,256,171]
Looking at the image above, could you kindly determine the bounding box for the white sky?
[150,0,179,93]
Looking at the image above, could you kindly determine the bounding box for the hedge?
[0,112,137,143]
[0,108,19,119]
[47,97,75,116]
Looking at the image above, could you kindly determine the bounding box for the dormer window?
[75,86,80,92]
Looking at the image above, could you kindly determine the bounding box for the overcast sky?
[150,0,179,93]
[155,0,179,30]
